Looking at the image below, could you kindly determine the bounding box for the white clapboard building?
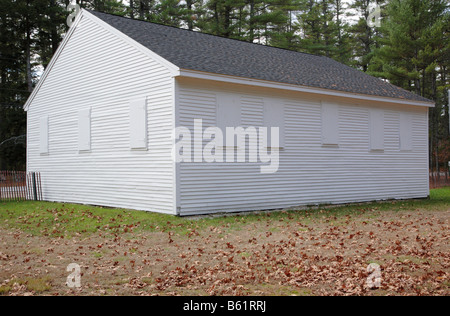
[24,10,434,216]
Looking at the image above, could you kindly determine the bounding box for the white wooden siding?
[27,15,175,214]
[176,78,429,215]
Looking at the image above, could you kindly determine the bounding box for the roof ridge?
[86,9,321,58]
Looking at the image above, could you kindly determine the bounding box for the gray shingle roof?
[89,10,432,103]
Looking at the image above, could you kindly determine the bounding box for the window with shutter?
[129,98,148,150]
[369,109,384,151]
[78,108,91,152]
[217,93,241,131]
[217,93,241,149]
[39,115,49,155]
[321,101,339,146]
[399,113,413,151]
[263,99,285,149]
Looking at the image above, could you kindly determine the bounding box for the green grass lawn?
[0,187,448,238]
[0,188,448,296]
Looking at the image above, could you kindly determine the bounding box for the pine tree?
[372,0,448,98]
[87,0,127,15]
[181,0,204,30]
[198,0,246,39]
[347,0,386,72]
[264,0,300,50]
[371,0,449,174]
[331,0,352,64]
[36,1,67,68]
[0,0,36,169]
[297,0,338,57]
[153,0,185,27]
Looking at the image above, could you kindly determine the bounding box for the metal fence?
[0,171,42,202]
[430,171,450,189]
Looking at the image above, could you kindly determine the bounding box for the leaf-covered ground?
[0,188,449,296]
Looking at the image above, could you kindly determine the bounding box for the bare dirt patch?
[0,209,449,296]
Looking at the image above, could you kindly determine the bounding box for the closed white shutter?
[321,101,339,146]
[78,108,91,151]
[39,115,49,155]
[369,109,384,151]
[263,99,285,148]
[129,98,148,150]
[217,93,241,132]
[399,112,413,151]
[217,93,241,150]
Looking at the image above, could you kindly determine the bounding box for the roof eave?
[178,69,435,108]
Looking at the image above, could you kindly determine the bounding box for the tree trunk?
[186,0,193,30]
[249,0,255,43]
[49,0,59,55]
[139,0,148,20]
[213,2,219,35]
[25,1,32,93]
[130,0,135,19]
[223,6,231,38]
